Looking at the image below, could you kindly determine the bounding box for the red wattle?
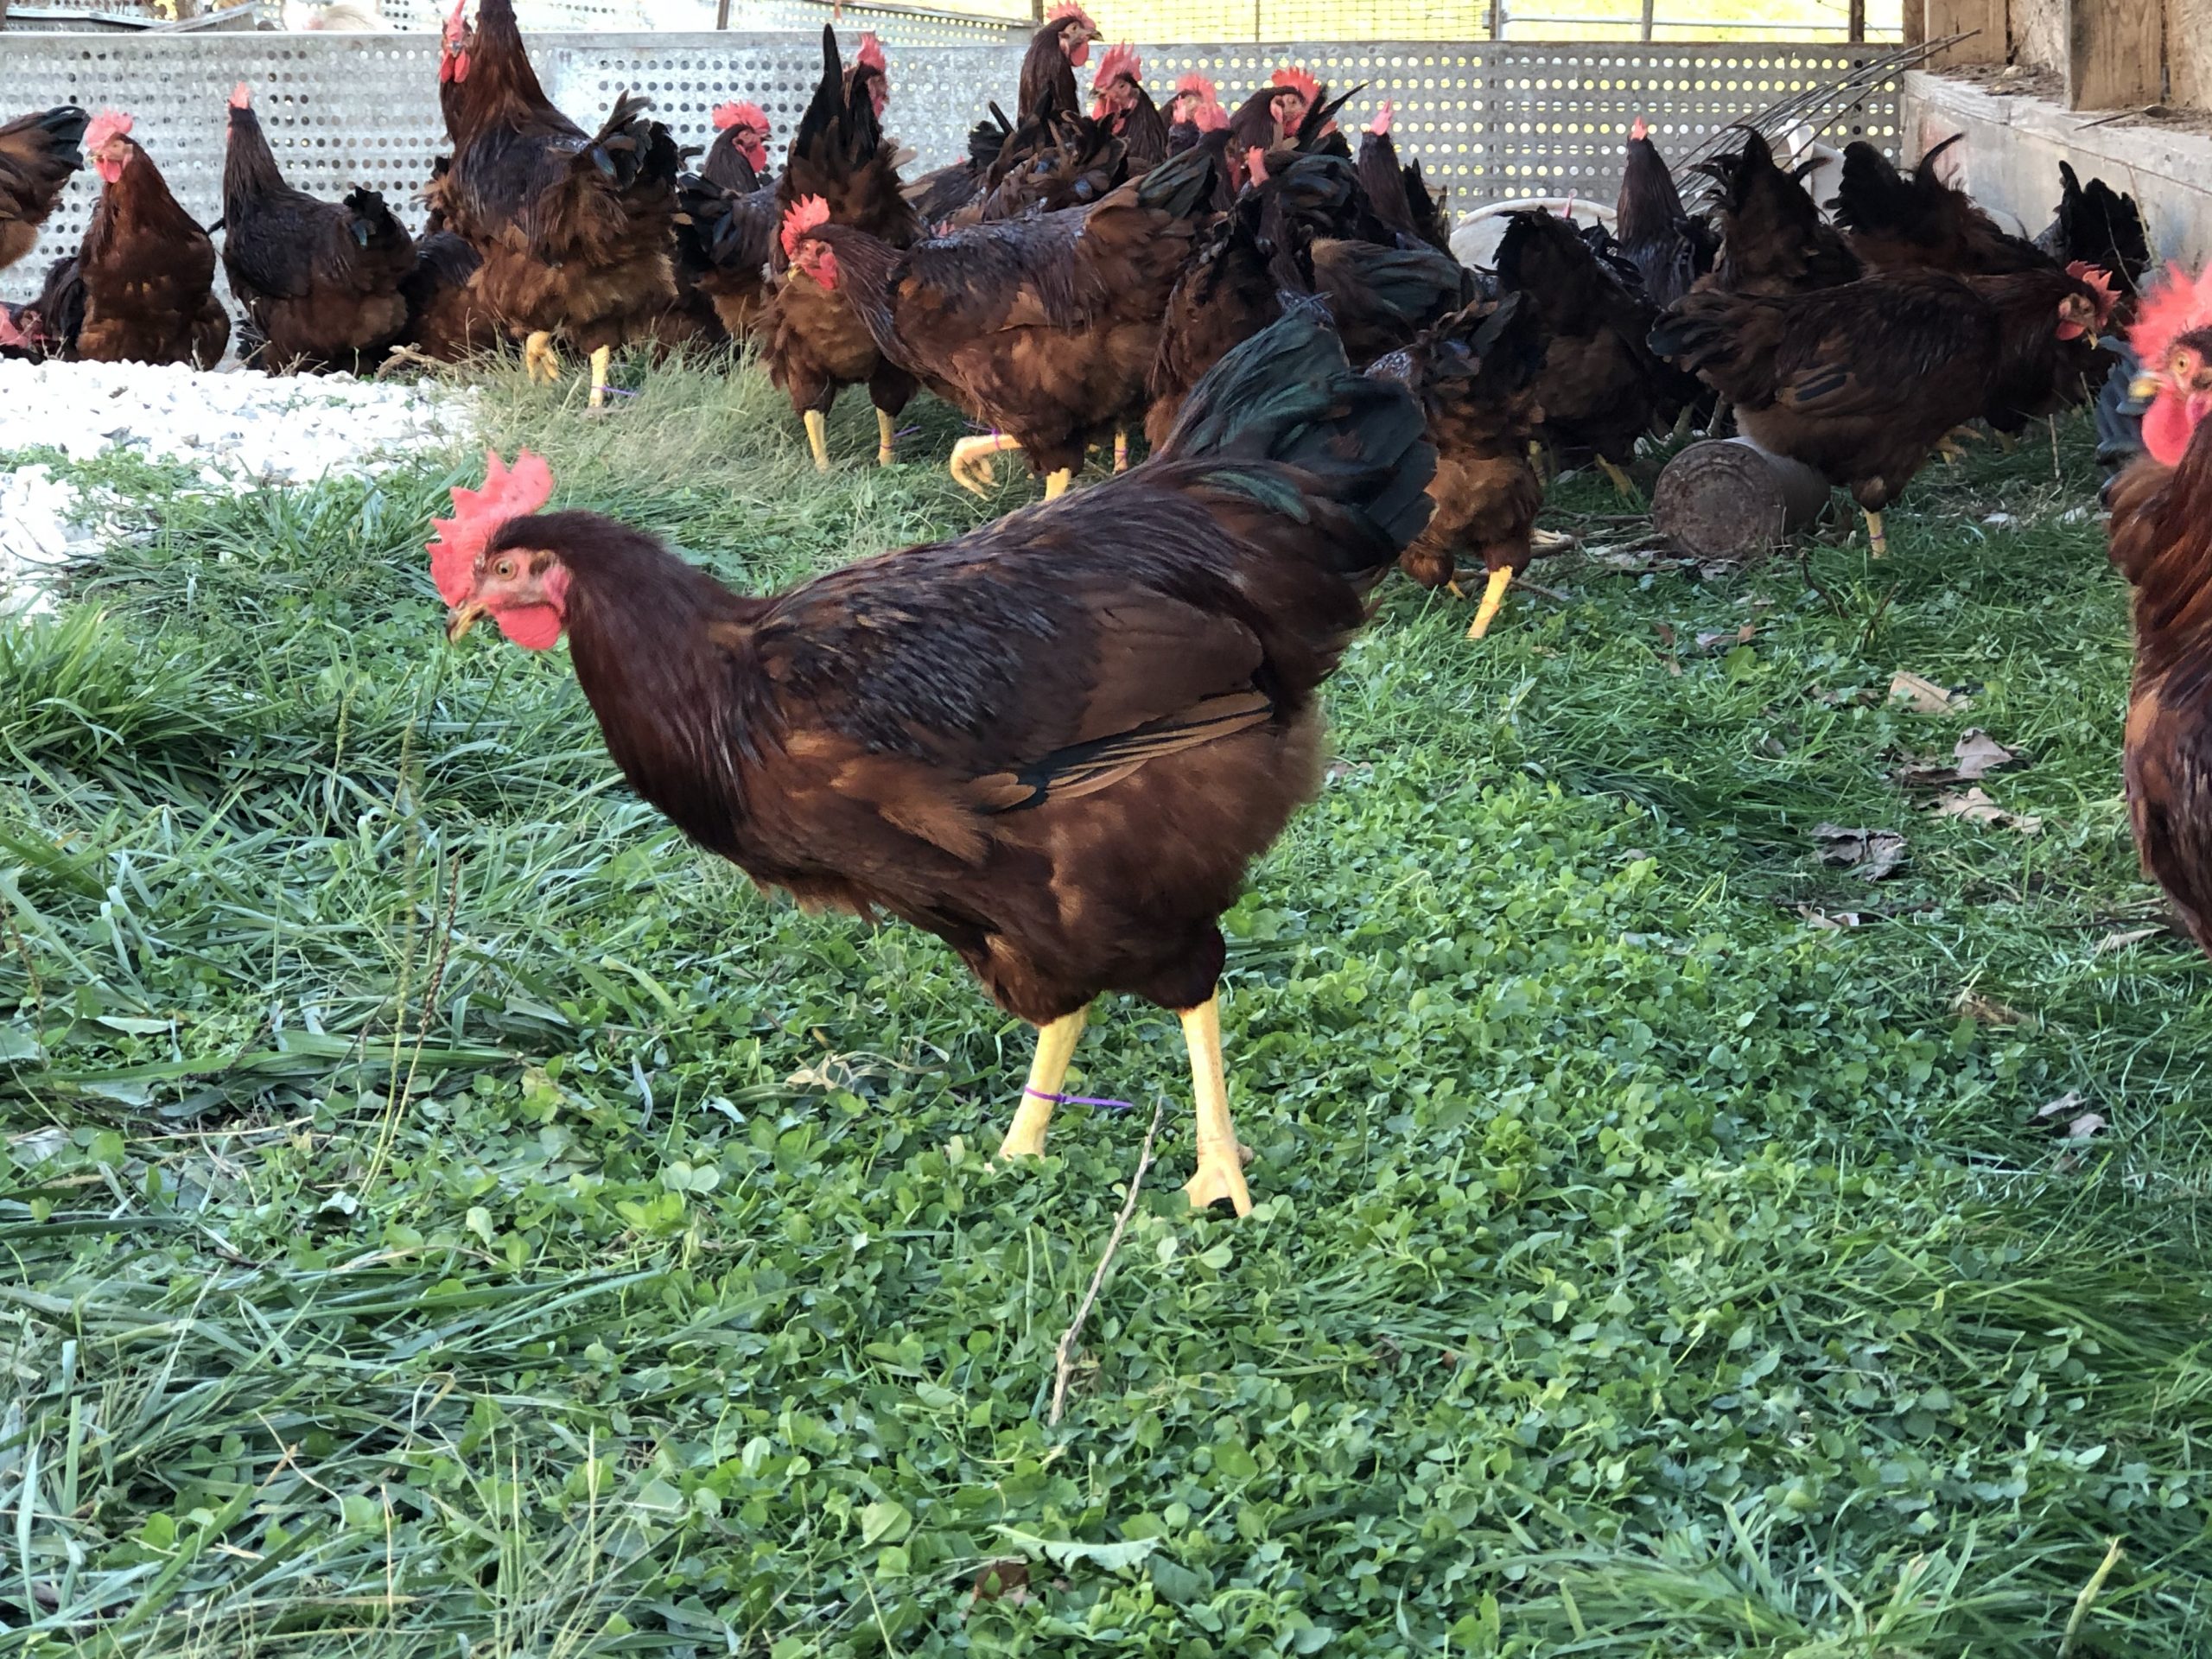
[2144,394,2196,468]
[495,604,565,651]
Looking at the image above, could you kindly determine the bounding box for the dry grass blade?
[1049,1098,1166,1429]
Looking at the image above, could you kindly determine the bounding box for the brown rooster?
[220,84,414,372]
[1353,102,1448,254]
[1650,264,2108,556]
[2108,264,2212,950]
[786,139,1219,497]
[669,102,776,346]
[57,111,228,369]
[0,106,87,276]
[1090,45,1168,175]
[1615,117,1715,311]
[434,308,1435,1217]
[761,26,922,470]
[1019,3,1100,130]
[1831,137,2047,278]
[436,0,680,406]
[1369,294,1549,638]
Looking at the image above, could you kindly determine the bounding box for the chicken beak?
[446,601,490,642]
[2131,372,2163,403]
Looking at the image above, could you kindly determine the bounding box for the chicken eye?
[494,557,518,579]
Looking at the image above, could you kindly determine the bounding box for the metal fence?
[0,30,1902,303]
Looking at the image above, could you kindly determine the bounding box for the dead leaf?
[1954,988,2028,1025]
[1796,904,1862,929]
[1324,760,1372,785]
[2036,1090,2084,1120]
[1653,622,1677,648]
[970,1560,1031,1606]
[2064,1111,2107,1141]
[1694,622,1760,652]
[1931,787,2041,834]
[2094,926,2161,955]
[1889,671,1971,715]
[1951,729,2019,779]
[1813,823,1908,880]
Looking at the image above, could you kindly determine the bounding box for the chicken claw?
[1180,998,1252,1217]
[950,432,1021,495]
[1000,1007,1088,1160]
[877,410,898,467]
[804,410,831,473]
[522,331,559,385]
[1466,568,1514,640]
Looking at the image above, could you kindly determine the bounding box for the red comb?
[713,100,768,133]
[429,450,554,607]
[1173,72,1216,99]
[1192,99,1228,133]
[85,110,133,150]
[443,0,466,36]
[1630,115,1648,142]
[857,30,886,71]
[780,194,831,261]
[230,83,253,111]
[2068,260,2119,327]
[2131,261,2212,370]
[1093,42,1141,89]
[1270,66,1320,105]
[1047,1,1095,22]
[1368,99,1393,137]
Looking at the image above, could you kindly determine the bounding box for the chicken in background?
[843,33,891,128]
[1496,207,1665,497]
[1355,102,1450,254]
[396,225,496,363]
[2037,162,2150,308]
[786,139,1220,496]
[1090,46,1169,175]
[1696,128,1860,296]
[48,111,228,369]
[1018,3,1100,131]
[1166,73,1226,153]
[2106,264,2212,951]
[670,102,779,346]
[1615,117,1716,311]
[0,106,87,277]
[1832,137,2050,277]
[432,308,1435,1217]
[1651,263,2109,556]
[700,99,773,194]
[761,26,923,470]
[435,0,681,407]
[220,84,413,372]
[1368,292,1550,638]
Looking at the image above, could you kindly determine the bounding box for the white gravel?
[0,358,471,613]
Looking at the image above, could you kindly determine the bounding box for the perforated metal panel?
[1,33,1898,304]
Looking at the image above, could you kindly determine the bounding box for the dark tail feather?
[1162,302,1436,563]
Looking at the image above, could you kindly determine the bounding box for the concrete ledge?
[1901,70,2212,265]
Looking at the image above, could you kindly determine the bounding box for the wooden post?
[1922,0,2004,66]
[2067,0,2164,111]
[715,0,730,28]
[1848,0,1866,41]
[1641,0,1656,41]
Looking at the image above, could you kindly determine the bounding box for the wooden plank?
[1923,0,2004,67]
[2068,0,2164,111]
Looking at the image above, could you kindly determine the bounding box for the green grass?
[2,347,2209,1657]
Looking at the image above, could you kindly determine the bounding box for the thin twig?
[2059,1538,2124,1656]
[1048,1098,1166,1428]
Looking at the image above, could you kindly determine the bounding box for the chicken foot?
[877,410,898,467]
[587,346,612,410]
[1863,508,1888,559]
[1181,997,1252,1216]
[804,410,831,473]
[1599,457,1639,499]
[1466,568,1515,641]
[1113,429,1129,473]
[950,432,1023,494]
[999,1007,1089,1160]
[523,331,559,386]
[1044,468,1073,500]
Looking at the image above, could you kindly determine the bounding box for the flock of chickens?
[5,7,2212,1213]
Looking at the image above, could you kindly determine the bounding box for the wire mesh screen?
[0,32,1901,304]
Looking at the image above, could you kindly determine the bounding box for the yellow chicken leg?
[1864,508,1887,559]
[1000,1008,1088,1160]
[1113,429,1129,473]
[523,331,558,385]
[1180,997,1251,1217]
[1466,567,1514,640]
[949,432,1021,495]
[587,345,612,410]
[1043,468,1073,500]
[1599,457,1638,499]
[877,409,898,467]
[803,410,831,473]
